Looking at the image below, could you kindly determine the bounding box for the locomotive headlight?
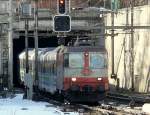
[72,77,77,82]
[97,77,102,81]
[85,53,88,56]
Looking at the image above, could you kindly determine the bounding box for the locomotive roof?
[66,46,106,52]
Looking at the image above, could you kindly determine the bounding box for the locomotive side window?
[90,53,105,69]
[64,53,69,67]
[69,53,83,68]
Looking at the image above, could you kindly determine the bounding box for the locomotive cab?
[62,47,109,102]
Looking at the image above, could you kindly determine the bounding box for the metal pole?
[111,11,115,77]
[25,19,29,73]
[131,0,134,91]
[8,0,13,89]
[34,0,38,91]
[104,0,106,8]
[68,0,70,13]
[110,0,119,89]
[110,8,117,79]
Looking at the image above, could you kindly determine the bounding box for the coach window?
[39,59,42,73]
[48,60,50,74]
[49,61,52,75]
[23,59,25,69]
[20,59,23,69]
[54,61,56,75]
[45,59,49,73]
[45,59,47,73]
[28,60,31,71]
[43,58,46,73]
[51,62,54,75]
[41,57,44,73]
[51,61,53,75]
[22,59,24,68]
[37,59,39,72]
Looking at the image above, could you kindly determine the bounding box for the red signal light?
[58,0,66,14]
[59,0,64,4]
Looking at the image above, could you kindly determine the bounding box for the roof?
[66,46,106,52]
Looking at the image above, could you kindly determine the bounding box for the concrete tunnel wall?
[105,5,150,92]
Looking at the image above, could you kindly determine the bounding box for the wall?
[120,0,148,8]
[16,0,89,10]
[105,5,150,92]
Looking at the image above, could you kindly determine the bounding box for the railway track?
[59,102,147,115]
[46,98,146,115]
[107,92,150,106]
[35,92,148,115]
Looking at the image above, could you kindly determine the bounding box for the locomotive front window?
[90,53,105,68]
[69,53,83,68]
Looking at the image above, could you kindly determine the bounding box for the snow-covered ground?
[0,94,79,115]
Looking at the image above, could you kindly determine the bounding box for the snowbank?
[142,103,150,114]
[0,94,79,115]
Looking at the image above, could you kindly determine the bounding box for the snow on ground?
[142,103,150,114]
[0,94,79,115]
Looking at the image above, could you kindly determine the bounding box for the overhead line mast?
[130,0,135,91]
[34,0,39,95]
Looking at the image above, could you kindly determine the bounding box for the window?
[46,59,49,73]
[23,59,25,69]
[69,53,83,68]
[64,53,69,67]
[20,60,23,69]
[53,61,57,75]
[48,61,50,73]
[43,59,46,73]
[90,53,105,68]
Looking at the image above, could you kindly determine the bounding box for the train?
[19,46,109,102]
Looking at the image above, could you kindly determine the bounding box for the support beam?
[34,0,39,94]
[130,0,135,92]
[25,19,29,73]
[8,0,13,90]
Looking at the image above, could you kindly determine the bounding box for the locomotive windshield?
[90,53,106,69]
[64,53,84,68]
[69,53,83,68]
[64,52,106,68]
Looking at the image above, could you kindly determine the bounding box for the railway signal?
[58,0,66,14]
[111,0,119,11]
[53,15,71,32]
